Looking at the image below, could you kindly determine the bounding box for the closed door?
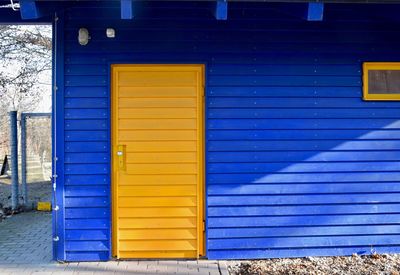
[111,64,205,259]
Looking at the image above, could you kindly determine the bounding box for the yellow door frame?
[111,64,205,258]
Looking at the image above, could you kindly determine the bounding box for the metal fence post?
[21,114,27,207]
[9,111,18,210]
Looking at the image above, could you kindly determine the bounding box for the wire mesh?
[25,116,51,183]
[0,116,10,158]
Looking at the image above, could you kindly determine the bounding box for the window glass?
[368,70,400,94]
[363,63,400,100]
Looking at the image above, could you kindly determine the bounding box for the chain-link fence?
[0,113,51,209]
[0,117,10,159]
[25,115,52,182]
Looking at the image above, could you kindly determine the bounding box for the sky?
[0,25,52,113]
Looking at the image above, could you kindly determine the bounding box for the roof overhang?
[2,0,400,3]
[1,0,400,23]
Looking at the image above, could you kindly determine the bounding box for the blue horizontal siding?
[208,151,400,162]
[65,131,108,142]
[208,129,400,139]
[208,194,400,206]
[208,173,400,184]
[208,98,400,108]
[65,175,109,186]
[65,208,109,219]
[65,87,107,98]
[65,251,110,261]
[60,1,400,261]
[65,120,107,130]
[65,198,108,208]
[66,229,109,241]
[208,109,400,119]
[208,246,400,259]
[209,204,400,216]
[208,87,362,97]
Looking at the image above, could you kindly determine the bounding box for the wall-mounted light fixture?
[78,28,90,46]
[106,28,116,38]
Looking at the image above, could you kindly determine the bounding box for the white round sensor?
[106,28,116,38]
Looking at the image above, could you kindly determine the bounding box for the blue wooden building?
[2,0,400,262]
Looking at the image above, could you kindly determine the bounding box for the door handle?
[117,145,126,171]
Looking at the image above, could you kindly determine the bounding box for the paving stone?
[0,212,229,275]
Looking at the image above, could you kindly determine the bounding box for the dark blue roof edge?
[13,0,400,3]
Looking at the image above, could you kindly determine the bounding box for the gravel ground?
[228,254,400,275]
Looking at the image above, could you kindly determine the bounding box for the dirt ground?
[0,175,51,209]
[228,254,400,275]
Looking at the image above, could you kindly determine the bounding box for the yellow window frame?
[363,62,400,101]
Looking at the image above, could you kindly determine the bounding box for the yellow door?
[111,64,205,259]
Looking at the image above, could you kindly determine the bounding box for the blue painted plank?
[63,52,400,65]
[208,182,400,195]
[65,98,107,108]
[65,251,110,261]
[66,229,109,241]
[65,219,109,230]
[65,175,109,186]
[65,76,107,86]
[65,153,109,164]
[66,53,212,65]
[209,235,400,250]
[208,64,360,76]
[208,98,400,108]
[208,162,400,173]
[208,172,400,184]
[65,131,108,142]
[208,193,400,206]
[208,203,400,216]
[208,119,400,130]
[65,120,107,130]
[65,241,109,251]
[208,140,400,151]
[65,186,108,197]
[65,87,107,98]
[207,246,400,260]
[208,87,361,97]
[65,142,108,153]
[208,129,400,140]
[208,75,361,86]
[65,109,108,119]
[208,214,400,227]
[64,28,400,45]
[208,151,400,162]
[66,65,107,75]
[208,109,400,119]
[64,40,400,54]
[65,208,109,219]
[208,225,400,238]
[65,164,109,175]
[65,197,108,208]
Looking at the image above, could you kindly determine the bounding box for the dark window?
[368,70,400,94]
